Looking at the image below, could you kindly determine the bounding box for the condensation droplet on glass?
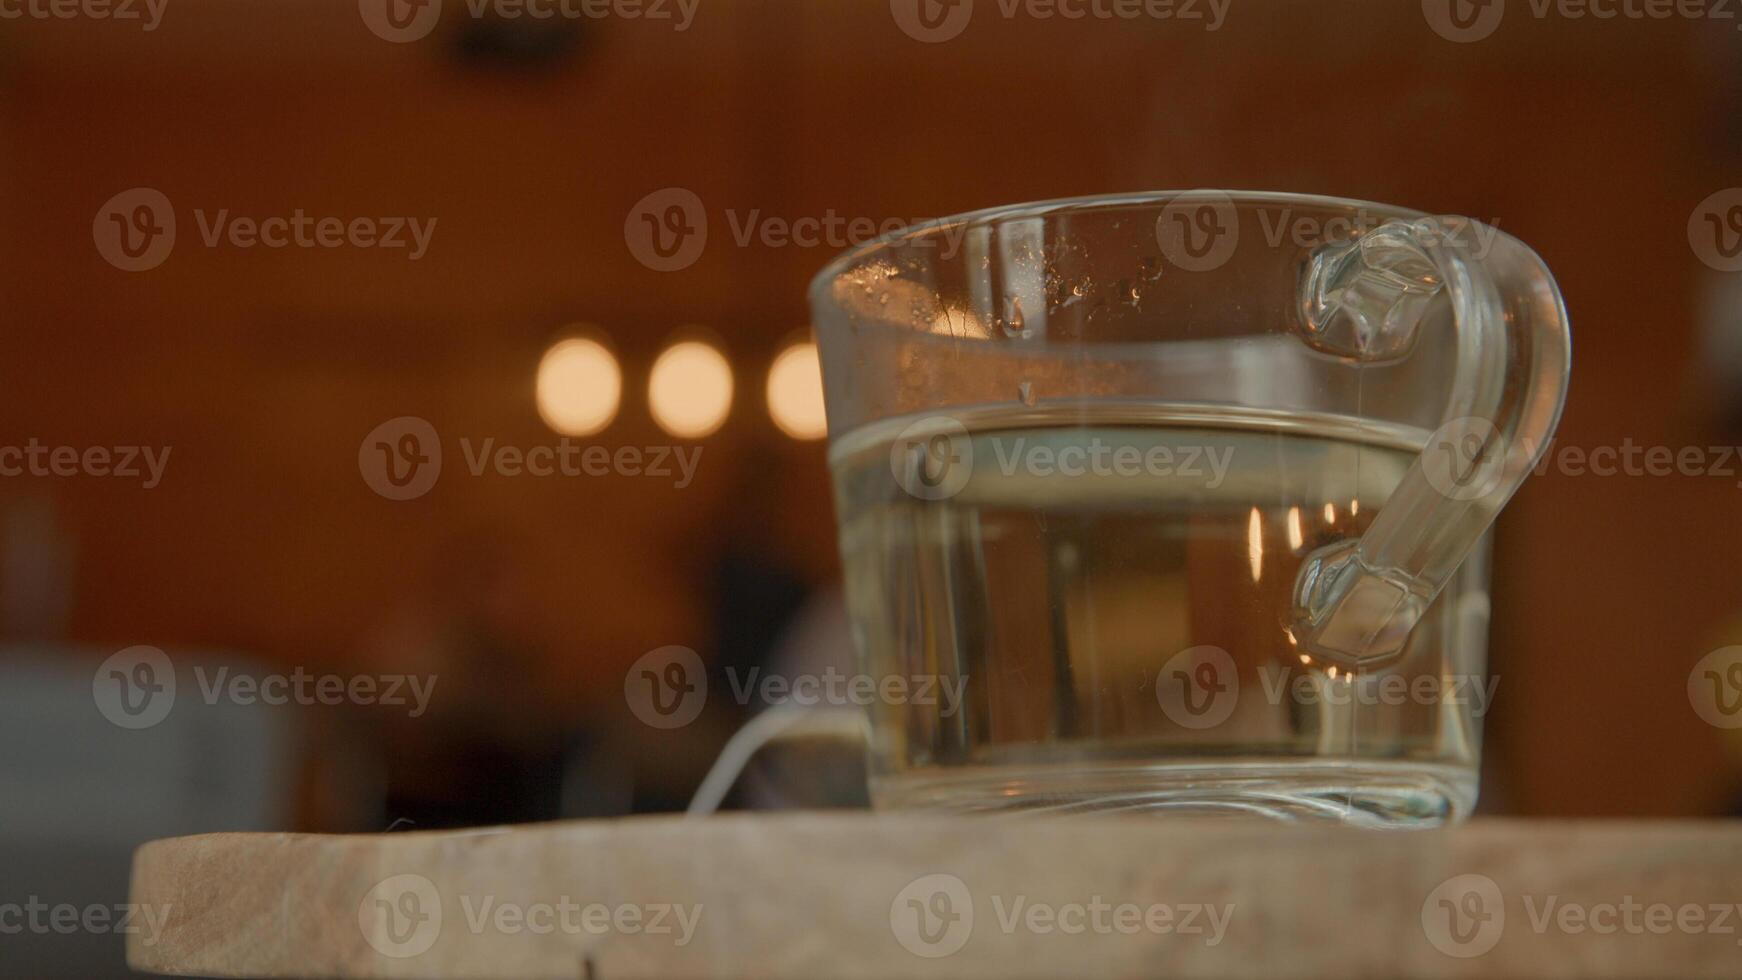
[1049,277,1087,314]
[1001,295,1028,338]
[1140,256,1164,281]
[1017,380,1036,406]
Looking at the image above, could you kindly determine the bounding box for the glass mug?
[810,192,1569,827]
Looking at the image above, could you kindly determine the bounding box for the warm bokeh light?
[648,341,733,439]
[766,341,827,440]
[536,336,620,436]
[1247,507,1263,583]
[1287,506,1304,551]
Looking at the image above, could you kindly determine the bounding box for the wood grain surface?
[127,815,1742,978]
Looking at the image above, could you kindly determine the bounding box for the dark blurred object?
[450,8,589,71]
[360,533,579,828]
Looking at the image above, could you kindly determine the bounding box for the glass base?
[872,759,1475,829]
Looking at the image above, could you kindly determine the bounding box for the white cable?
[685,705,866,818]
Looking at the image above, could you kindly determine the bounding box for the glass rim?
[805,188,1437,308]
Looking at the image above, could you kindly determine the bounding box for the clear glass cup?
[810,191,1569,827]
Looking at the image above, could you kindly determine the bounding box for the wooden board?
[128,815,1742,978]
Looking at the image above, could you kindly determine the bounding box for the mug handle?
[1291,217,1571,667]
